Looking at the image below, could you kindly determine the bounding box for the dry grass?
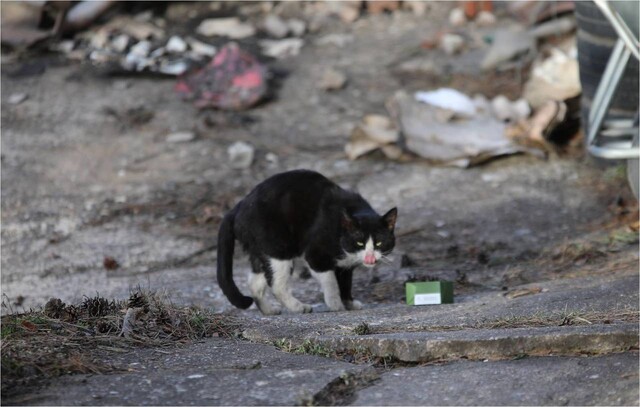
[1,289,240,392]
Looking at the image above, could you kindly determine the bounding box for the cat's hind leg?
[310,270,346,312]
[249,271,281,316]
[270,258,312,313]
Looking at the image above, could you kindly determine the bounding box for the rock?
[196,18,256,39]
[287,18,306,37]
[166,35,187,53]
[263,14,288,38]
[491,95,514,122]
[166,131,196,143]
[110,34,130,53]
[404,1,428,16]
[476,11,496,27]
[316,33,353,48]
[366,1,400,14]
[319,68,347,91]
[187,37,216,57]
[449,7,466,26]
[512,99,531,121]
[129,40,151,57]
[338,3,361,23]
[159,60,189,76]
[228,141,255,169]
[395,57,442,77]
[260,38,304,59]
[439,33,464,55]
[8,93,28,105]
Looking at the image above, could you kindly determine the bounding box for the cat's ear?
[382,207,398,231]
[341,211,355,231]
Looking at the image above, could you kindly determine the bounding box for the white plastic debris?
[166,131,195,143]
[8,93,28,105]
[476,11,496,27]
[448,7,466,27]
[166,35,187,53]
[228,141,255,169]
[196,17,256,39]
[263,14,289,38]
[440,33,464,55]
[414,88,477,117]
[187,37,216,57]
[260,38,304,59]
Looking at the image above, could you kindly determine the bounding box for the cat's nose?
[364,252,376,265]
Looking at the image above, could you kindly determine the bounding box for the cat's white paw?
[260,307,282,316]
[301,304,313,313]
[327,301,346,312]
[346,300,363,310]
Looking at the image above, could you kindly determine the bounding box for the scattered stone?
[187,37,216,57]
[228,141,255,169]
[449,7,467,26]
[55,40,76,54]
[129,40,151,57]
[263,14,289,38]
[8,93,28,105]
[113,80,131,90]
[287,18,306,37]
[316,33,353,48]
[491,95,514,122]
[404,1,428,16]
[103,256,120,270]
[346,114,400,160]
[260,38,304,59]
[110,34,130,53]
[166,35,187,53]
[440,33,464,55]
[367,1,400,14]
[196,18,256,39]
[338,4,361,23]
[166,131,196,143]
[476,11,497,27]
[319,68,347,91]
[512,99,532,121]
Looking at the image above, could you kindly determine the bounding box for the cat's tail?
[216,209,254,309]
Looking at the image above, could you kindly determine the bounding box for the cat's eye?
[356,242,364,246]
[376,242,382,247]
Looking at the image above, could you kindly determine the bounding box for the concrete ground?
[2,2,638,405]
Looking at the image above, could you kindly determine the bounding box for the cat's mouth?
[363,252,377,267]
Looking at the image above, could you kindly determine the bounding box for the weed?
[353,322,370,335]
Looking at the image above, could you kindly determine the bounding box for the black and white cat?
[217,169,397,314]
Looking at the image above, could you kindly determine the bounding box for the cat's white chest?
[336,251,363,268]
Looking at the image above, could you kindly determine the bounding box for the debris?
[338,3,361,23]
[439,33,465,55]
[228,141,255,169]
[387,91,537,167]
[263,14,289,38]
[319,68,347,91]
[316,33,353,48]
[481,27,535,70]
[522,46,580,109]
[415,88,476,118]
[464,0,492,20]
[367,1,400,14]
[287,18,306,37]
[506,100,568,147]
[110,34,130,53]
[504,287,542,299]
[404,1,429,16]
[187,37,217,57]
[119,307,143,338]
[260,38,304,59]
[528,16,576,39]
[8,93,28,105]
[103,256,120,270]
[166,35,187,53]
[491,95,531,123]
[476,11,496,27]
[175,43,267,110]
[449,7,467,27]
[98,15,164,41]
[62,0,118,34]
[345,115,400,160]
[196,17,256,39]
[166,131,196,143]
[158,60,189,76]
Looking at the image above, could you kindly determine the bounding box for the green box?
[405,281,454,305]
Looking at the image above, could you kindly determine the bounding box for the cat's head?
[340,208,397,268]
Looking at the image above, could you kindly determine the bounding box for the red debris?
[175,42,268,111]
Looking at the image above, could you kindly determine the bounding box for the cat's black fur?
[217,169,397,312]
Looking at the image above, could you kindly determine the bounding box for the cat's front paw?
[345,300,363,310]
[300,303,313,313]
